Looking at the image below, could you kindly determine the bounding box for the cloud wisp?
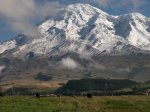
[0,65,6,75]
[0,0,62,38]
[60,57,80,69]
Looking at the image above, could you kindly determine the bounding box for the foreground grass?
[0,96,150,112]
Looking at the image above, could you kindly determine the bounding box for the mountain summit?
[1,3,150,57]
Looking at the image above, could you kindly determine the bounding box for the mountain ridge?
[1,3,150,57]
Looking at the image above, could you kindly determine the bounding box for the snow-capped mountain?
[1,3,150,57]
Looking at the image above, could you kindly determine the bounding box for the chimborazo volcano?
[1,4,150,84]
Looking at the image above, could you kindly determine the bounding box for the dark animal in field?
[57,94,60,97]
[0,93,4,97]
[35,93,40,98]
[87,93,92,98]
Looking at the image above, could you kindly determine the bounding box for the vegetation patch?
[35,72,52,81]
[0,96,150,112]
[57,79,137,95]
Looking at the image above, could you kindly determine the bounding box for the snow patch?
[0,40,16,54]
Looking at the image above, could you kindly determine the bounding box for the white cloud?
[0,0,62,38]
[0,65,6,74]
[60,57,80,69]
[116,68,132,73]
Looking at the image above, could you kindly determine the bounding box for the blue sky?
[0,0,150,42]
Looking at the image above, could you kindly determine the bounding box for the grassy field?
[0,96,150,112]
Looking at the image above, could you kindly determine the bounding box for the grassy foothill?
[0,96,150,112]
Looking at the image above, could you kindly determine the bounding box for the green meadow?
[0,96,150,112]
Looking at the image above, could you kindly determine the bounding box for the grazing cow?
[35,93,40,98]
[57,94,61,97]
[87,93,92,98]
[0,93,3,97]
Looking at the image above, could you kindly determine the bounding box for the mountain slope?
[1,4,150,84]
[1,4,150,57]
